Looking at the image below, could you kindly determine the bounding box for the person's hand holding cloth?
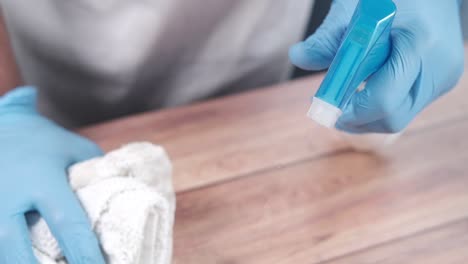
[0,87,105,263]
[290,0,464,133]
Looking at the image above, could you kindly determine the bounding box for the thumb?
[0,86,39,115]
[289,1,356,71]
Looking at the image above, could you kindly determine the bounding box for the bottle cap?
[307,97,342,128]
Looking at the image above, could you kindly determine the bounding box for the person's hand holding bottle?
[290,0,464,133]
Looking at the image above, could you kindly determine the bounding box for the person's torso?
[1,0,313,126]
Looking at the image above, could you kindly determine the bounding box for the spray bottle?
[307,0,400,151]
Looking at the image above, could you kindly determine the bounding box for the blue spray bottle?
[308,0,397,128]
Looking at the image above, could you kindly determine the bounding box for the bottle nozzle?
[307,97,342,128]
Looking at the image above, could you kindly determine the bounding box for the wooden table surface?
[80,49,468,264]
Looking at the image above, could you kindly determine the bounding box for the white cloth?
[1,0,314,126]
[29,142,175,264]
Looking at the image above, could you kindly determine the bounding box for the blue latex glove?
[290,0,464,133]
[0,87,105,263]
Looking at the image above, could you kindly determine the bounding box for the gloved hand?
[0,87,105,263]
[290,0,464,133]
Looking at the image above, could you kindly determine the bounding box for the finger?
[337,94,414,133]
[337,63,439,134]
[39,120,103,164]
[0,214,38,263]
[289,1,353,70]
[0,86,38,112]
[36,180,105,264]
[337,29,424,128]
[70,134,104,163]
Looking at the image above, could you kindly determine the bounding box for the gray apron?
[1,0,313,126]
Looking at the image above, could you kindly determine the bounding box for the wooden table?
[80,51,468,264]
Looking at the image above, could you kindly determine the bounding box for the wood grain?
[172,119,468,263]
[80,45,468,263]
[80,65,468,192]
[324,219,468,264]
[80,77,345,192]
